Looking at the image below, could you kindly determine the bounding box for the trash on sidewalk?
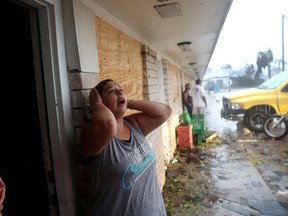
[237,139,259,143]
[277,190,288,207]
[205,132,218,144]
[171,158,179,164]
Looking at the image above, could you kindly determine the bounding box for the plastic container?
[176,125,194,149]
[190,114,205,145]
[191,114,205,135]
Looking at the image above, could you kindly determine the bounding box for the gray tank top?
[84,118,167,216]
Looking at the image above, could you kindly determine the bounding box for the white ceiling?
[92,0,233,79]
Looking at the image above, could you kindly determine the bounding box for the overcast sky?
[208,0,288,70]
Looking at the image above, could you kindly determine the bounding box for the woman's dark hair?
[95,79,114,96]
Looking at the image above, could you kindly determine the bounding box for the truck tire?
[244,109,269,132]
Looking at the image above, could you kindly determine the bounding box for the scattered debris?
[237,139,259,143]
[163,135,221,216]
[201,194,219,208]
[163,130,288,216]
[205,132,218,144]
[171,158,179,164]
[277,190,288,207]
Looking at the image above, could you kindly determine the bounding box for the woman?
[82,79,172,216]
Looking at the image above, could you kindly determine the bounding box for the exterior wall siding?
[141,45,167,188]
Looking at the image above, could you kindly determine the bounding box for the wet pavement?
[210,140,288,216]
[163,89,288,216]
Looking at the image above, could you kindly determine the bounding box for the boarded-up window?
[95,16,143,102]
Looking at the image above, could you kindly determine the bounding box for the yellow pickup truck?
[221,71,288,132]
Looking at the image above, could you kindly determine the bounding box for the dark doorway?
[0,0,53,215]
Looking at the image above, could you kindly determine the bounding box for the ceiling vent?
[154,3,183,19]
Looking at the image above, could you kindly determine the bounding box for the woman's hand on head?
[83,87,117,157]
[89,88,103,112]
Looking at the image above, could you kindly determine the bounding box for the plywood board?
[95,17,143,103]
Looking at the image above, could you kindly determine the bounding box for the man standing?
[182,83,193,118]
[192,78,207,114]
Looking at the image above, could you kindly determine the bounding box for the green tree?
[245,64,255,78]
[221,64,232,70]
[255,49,274,79]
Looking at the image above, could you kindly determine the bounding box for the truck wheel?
[244,109,268,132]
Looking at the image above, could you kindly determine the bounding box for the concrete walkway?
[207,142,287,216]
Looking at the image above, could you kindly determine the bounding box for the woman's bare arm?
[81,88,117,157]
[126,100,172,136]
